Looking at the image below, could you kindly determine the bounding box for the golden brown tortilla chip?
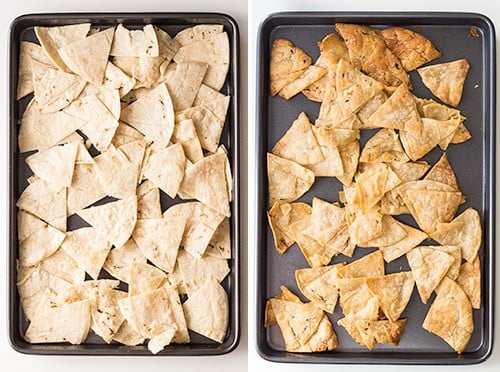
[337,250,385,279]
[347,206,384,245]
[265,286,302,327]
[359,129,409,163]
[303,198,346,246]
[336,277,377,315]
[379,222,427,262]
[424,153,460,191]
[279,65,328,100]
[456,258,481,309]
[358,215,407,248]
[336,140,360,186]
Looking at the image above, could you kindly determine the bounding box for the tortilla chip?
[17,41,55,99]
[311,126,359,147]
[380,27,441,71]
[456,258,481,309]
[164,62,208,111]
[279,65,328,100]
[336,277,377,315]
[418,59,470,107]
[121,83,175,147]
[272,112,324,165]
[175,250,229,295]
[270,38,312,96]
[336,140,360,186]
[205,218,231,259]
[429,207,482,263]
[389,161,431,182]
[171,119,204,163]
[303,198,345,246]
[67,163,107,215]
[406,246,455,303]
[354,318,407,350]
[338,250,385,279]
[102,239,147,283]
[265,286,302,327]
[128,262,168,296]
[422,277,474,353]
[379,222,427,262]
[113,320,145,346]
[358,215,407,248]
[77,195,137,248]
[424,153,460,191]
[35,23,91,71]
[347,206,384,245]
[110,24,158,57]
[336,23,410,87]
[132,216,186,273]
[359,129,409,163]
[366,272,414,321]
[174,24,224,45]
[173,32,229,91]
[357,92,388,126]
[336,296,380,343]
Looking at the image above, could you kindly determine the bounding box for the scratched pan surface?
[8,12,240,356]
[255,12,494,365]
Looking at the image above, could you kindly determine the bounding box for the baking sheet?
[8,12,240,356]
[255,12,495,364]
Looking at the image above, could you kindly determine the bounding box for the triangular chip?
[182,277,228,343]
[357,92,388,126]
[165,62,208,111]
[17,41,55,99]
[128,262,168,296]
[379,222,427,262]
[424,153,460,191]
[336,140,360,186]
[136,180,162,219]
[337,250,385,279]
[365,272,414,321]
[26,142,78,188]
[179,152,230,216]
[272,112,324,165]
[110,24,158,57]
[429,207,482,263]
[265,286,302,327]
[121,83,175,147]
[347,206,384,244]
[113,320,145,346]
[102,239,147,283]
[17,210,49,242]
[303,198,345,246]
[59,27,115,85]
[406,246,454,303]
[358,215,407,248]
[279,65,328,100]
[100,62,136,97]
[359,129,409,163]
[456,258,481,309]
[417,59,470,107]
[172,119,204,163]
[336,277,377,315]
[422,277,474,353]
[132,216,186,273]
[77,195,137,248]
[112,122,145,147]
[434,245,462,280]
[67,163,107,215]
[354,318,407,350]
[205,218,231,259]
[380,27,441,71]
[269,38,312,96]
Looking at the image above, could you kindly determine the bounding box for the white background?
[0,1,248,371]
[248,0,499,371]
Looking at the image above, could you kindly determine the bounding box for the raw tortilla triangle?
[100,62,136,97]
[67,163,107,215]
[39,249,85,285]
[128,262,168,296]
[25,142,78,188]
[365,84,422,133]
[417,59,470,107]
[59,27,115,85]
[120,83,174,147]
[17,210,48,242]
[16,177,66,231]
[60,226,112,279]
[136,180,162,219]
[205,218,231,259]
[77,195,137,248]
[172,119,204,163]
[31,60,87,113]
[90,288,127,343]
[17,41,55,100]
[35,23,91,71]
[336,59,384,117]
[179,152,230,217]
[132,216,187,273]
[279,65,328,100]
[359,129,409,163]
[182,277,229,343]
[174,24,224,46]
[272,112,324,165]
[365,272,414,321]
[406,246,454,304]
[143,143,186,198]
[113,320,145,346]
[165,62,208,111]
[19,221,65,267]
[110,24,159,57]
[102,239,147,284]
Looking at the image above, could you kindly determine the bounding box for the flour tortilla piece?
[422,277,474,353]
[176,250,229,296]
[113,320,145,346]
[121,83,174,147]
[359,128,410,163]
[265,286,302,327]
[353,318,407,350]
[100,62,136,97]
[128,262,168,296]
[366,272,414,322]
[58,27,115,85]
[67,163,107,215]
[336,277,377,316]
[143,143,186,198]
[136,180,162,219]
[102,239,147,283]
[25,142,78,189]
[303,198,345,246]
[424,153,460,191]
[456,258,481,309]
[35,23,91,71]
[25,290,91,344]
[17,41,55,99]
[380,27,441,71]
[17,210,51,242]
[418,59,470,107]
[272,112,324,165]
[173,32,229,91]
[16,177,66,231]
[31,60,87,113]
[337,250,385,279]
[117,140,147,185]
[336,296,380,345]
[406,246,455,304]
[182,277,228,343]
[179,152,230,216]
[306,144,344,177]
[357,92,388,126]
[358,215,407,248]
[112,122,145,147]
[267,153,315,205]
[174,24,224,46]
[40,249,86,285]
[347,206,384,245]
[132,217,186,273]
[77,195,137,248]
[279,65,328,100]
[90,288,127,343]
[379,222,427,262]
[336,140,360,186]
[19,223,65,267]
[172,119,204,163]
[78,83,121,121]
[429,207,482,263]
[110,24,158,57]
[148,327,177,354]
[165,62,208,111]
[205,218,231,259]
[193,83,225,106]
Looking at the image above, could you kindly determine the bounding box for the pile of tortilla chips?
[16,22,232,354]
[266,23,481,354]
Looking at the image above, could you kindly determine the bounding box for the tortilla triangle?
[165,62,207,111]
[424,153,460,191]
[379,222,427,262]
[67,163,107,215]
[19,221,65,267]
[359,129,409,163]
[267,202,311,254]
[17,41,55,99]
[303,198,345,246]
[337,250,385,279]
[128,262,168,296]
[17,210,48,242]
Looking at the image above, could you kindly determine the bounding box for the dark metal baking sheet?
[255,12,495,365]
[8,12,240,356]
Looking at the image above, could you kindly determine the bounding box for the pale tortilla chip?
[429,207,482,263]
[100,62,136,97]
[110,24,159,57]
[279,65,328,100]
[132,216,186,273]
[269,38,312,96]
[174,24,224,45]
[380,27,441,71]
[89,287,127,343]
[128,262,168,296]
[456,258,481,309]
[67,163,107,215]
[165,62,208,111]
[39,249,85,285]
[121,83,175,147]
[102,239,147,283]
[359,128,409,163]
[182,277,228,343]
[17,210,50,243]
[136,180,162,219]
[172,119,204,163]
[379,222,427,262]
[418,59,470,107]
[112,122,145,147]
[113,320,145,346]
[17,41,55,100]
[77,195,137,248]
[19,222,65,267]
[406,246,455,303]
[205,218,231,259]
[422,277,474,353]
